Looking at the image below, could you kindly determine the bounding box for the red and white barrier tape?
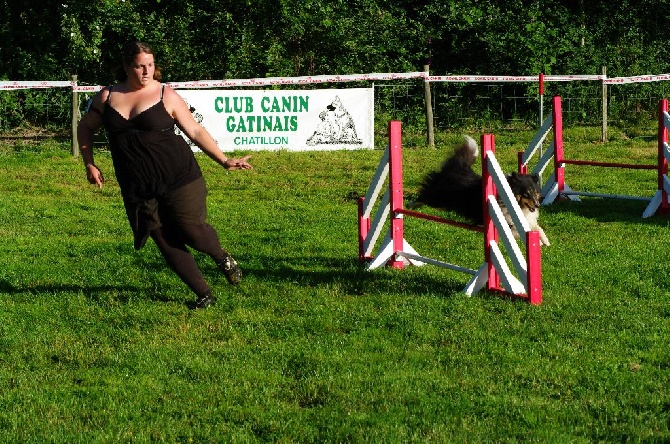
[73,85,105,92]
[426,74,604,82]
[0,81,73,90]
[166,72,426,88]
[603,74,670,84]
[68,72,427,92]
[4,72,670,91]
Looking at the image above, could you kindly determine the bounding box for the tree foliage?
[1,0,670,131]
[3,0,669,83]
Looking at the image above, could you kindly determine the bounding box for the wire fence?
[0,88,73,137]
[392,79,670,143]
[2,75,670,142]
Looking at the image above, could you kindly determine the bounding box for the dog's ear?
[531,173,540,184]
[506,171,520,184]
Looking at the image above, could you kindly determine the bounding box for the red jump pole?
[481,134,499,291]
[518,151,527,174]
[388,120,405,269]
[659,99,669,214]
[525,230,542,305]
[358,197,371,261]
[552,96,565,198]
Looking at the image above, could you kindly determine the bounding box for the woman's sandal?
[217,252,242,285]
[195,291,217,309]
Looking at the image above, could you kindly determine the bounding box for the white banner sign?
[175,88,374,151]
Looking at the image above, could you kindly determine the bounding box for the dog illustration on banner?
[408,135,550,246]
[174,101,218,148]
[306,96,363,146]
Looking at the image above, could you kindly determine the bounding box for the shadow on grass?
[236,253,476,298]
[545,196,670,226]
[0,250,505,308]
[0,279,175,304]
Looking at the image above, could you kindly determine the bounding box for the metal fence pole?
[539,73,544,127]
[71,74,80,157]
[601,66,607,142]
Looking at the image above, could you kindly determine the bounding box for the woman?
[77,41,253,309]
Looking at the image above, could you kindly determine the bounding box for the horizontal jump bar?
[396,208,485,232]
[562,191,653,201]
[560,159,657,170]
[396,252,478,275]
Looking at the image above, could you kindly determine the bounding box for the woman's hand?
[86,163,105,188]
[224,155,253,170]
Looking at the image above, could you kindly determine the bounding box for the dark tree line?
[1,0,669,131]
[3,0,669,82]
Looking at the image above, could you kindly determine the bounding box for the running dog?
[408,135,550,246]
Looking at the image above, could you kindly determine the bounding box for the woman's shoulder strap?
[104,85,113,104]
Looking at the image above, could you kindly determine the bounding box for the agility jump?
[358,121,542,304]
[518,96,670,217]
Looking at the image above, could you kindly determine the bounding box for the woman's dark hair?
[114,41,163,82]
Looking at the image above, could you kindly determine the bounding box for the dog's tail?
[463,135,478,154]
[451,135,479,166]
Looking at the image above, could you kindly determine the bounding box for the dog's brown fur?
[408,135,550,246]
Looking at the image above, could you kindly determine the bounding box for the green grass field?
[0,127,669,442]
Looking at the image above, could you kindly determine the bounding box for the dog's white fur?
[502,198,550,246]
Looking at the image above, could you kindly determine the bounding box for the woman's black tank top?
[102,85,202,202]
